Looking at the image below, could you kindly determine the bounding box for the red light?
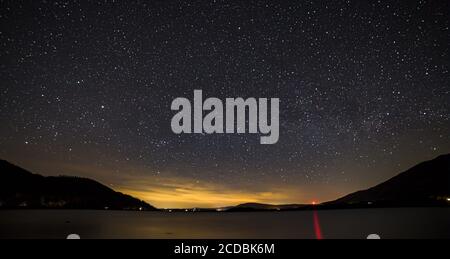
[313,210,323,240]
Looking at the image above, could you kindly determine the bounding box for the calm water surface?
[0,208,448,239]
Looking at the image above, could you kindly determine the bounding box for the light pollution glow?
[15,157,347,208]
[115,176,345,208]
[2,156,361,208]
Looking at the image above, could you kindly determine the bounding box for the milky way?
[1,1,449,207]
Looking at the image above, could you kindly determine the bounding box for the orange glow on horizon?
[119,186,295,209]
[115,176,343,209]
[19,159,348,209]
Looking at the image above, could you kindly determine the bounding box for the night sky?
[1,1,449,208]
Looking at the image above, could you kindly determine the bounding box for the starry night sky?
[1,1,449,208]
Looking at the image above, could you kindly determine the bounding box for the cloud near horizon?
[116,175,308,208]
[5,157,345,208]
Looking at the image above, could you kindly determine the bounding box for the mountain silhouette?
[1,154,449,211]
[0,160,156,210]
[227,203,308,212]
[228,154,450,211]
[326,154,450,206]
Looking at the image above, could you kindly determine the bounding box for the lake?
[0,208,449,239]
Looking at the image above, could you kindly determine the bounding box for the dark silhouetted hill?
[326,154,450,206]
[227,154,450,211]
[227,203,308,212]
[0,160,156,210]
